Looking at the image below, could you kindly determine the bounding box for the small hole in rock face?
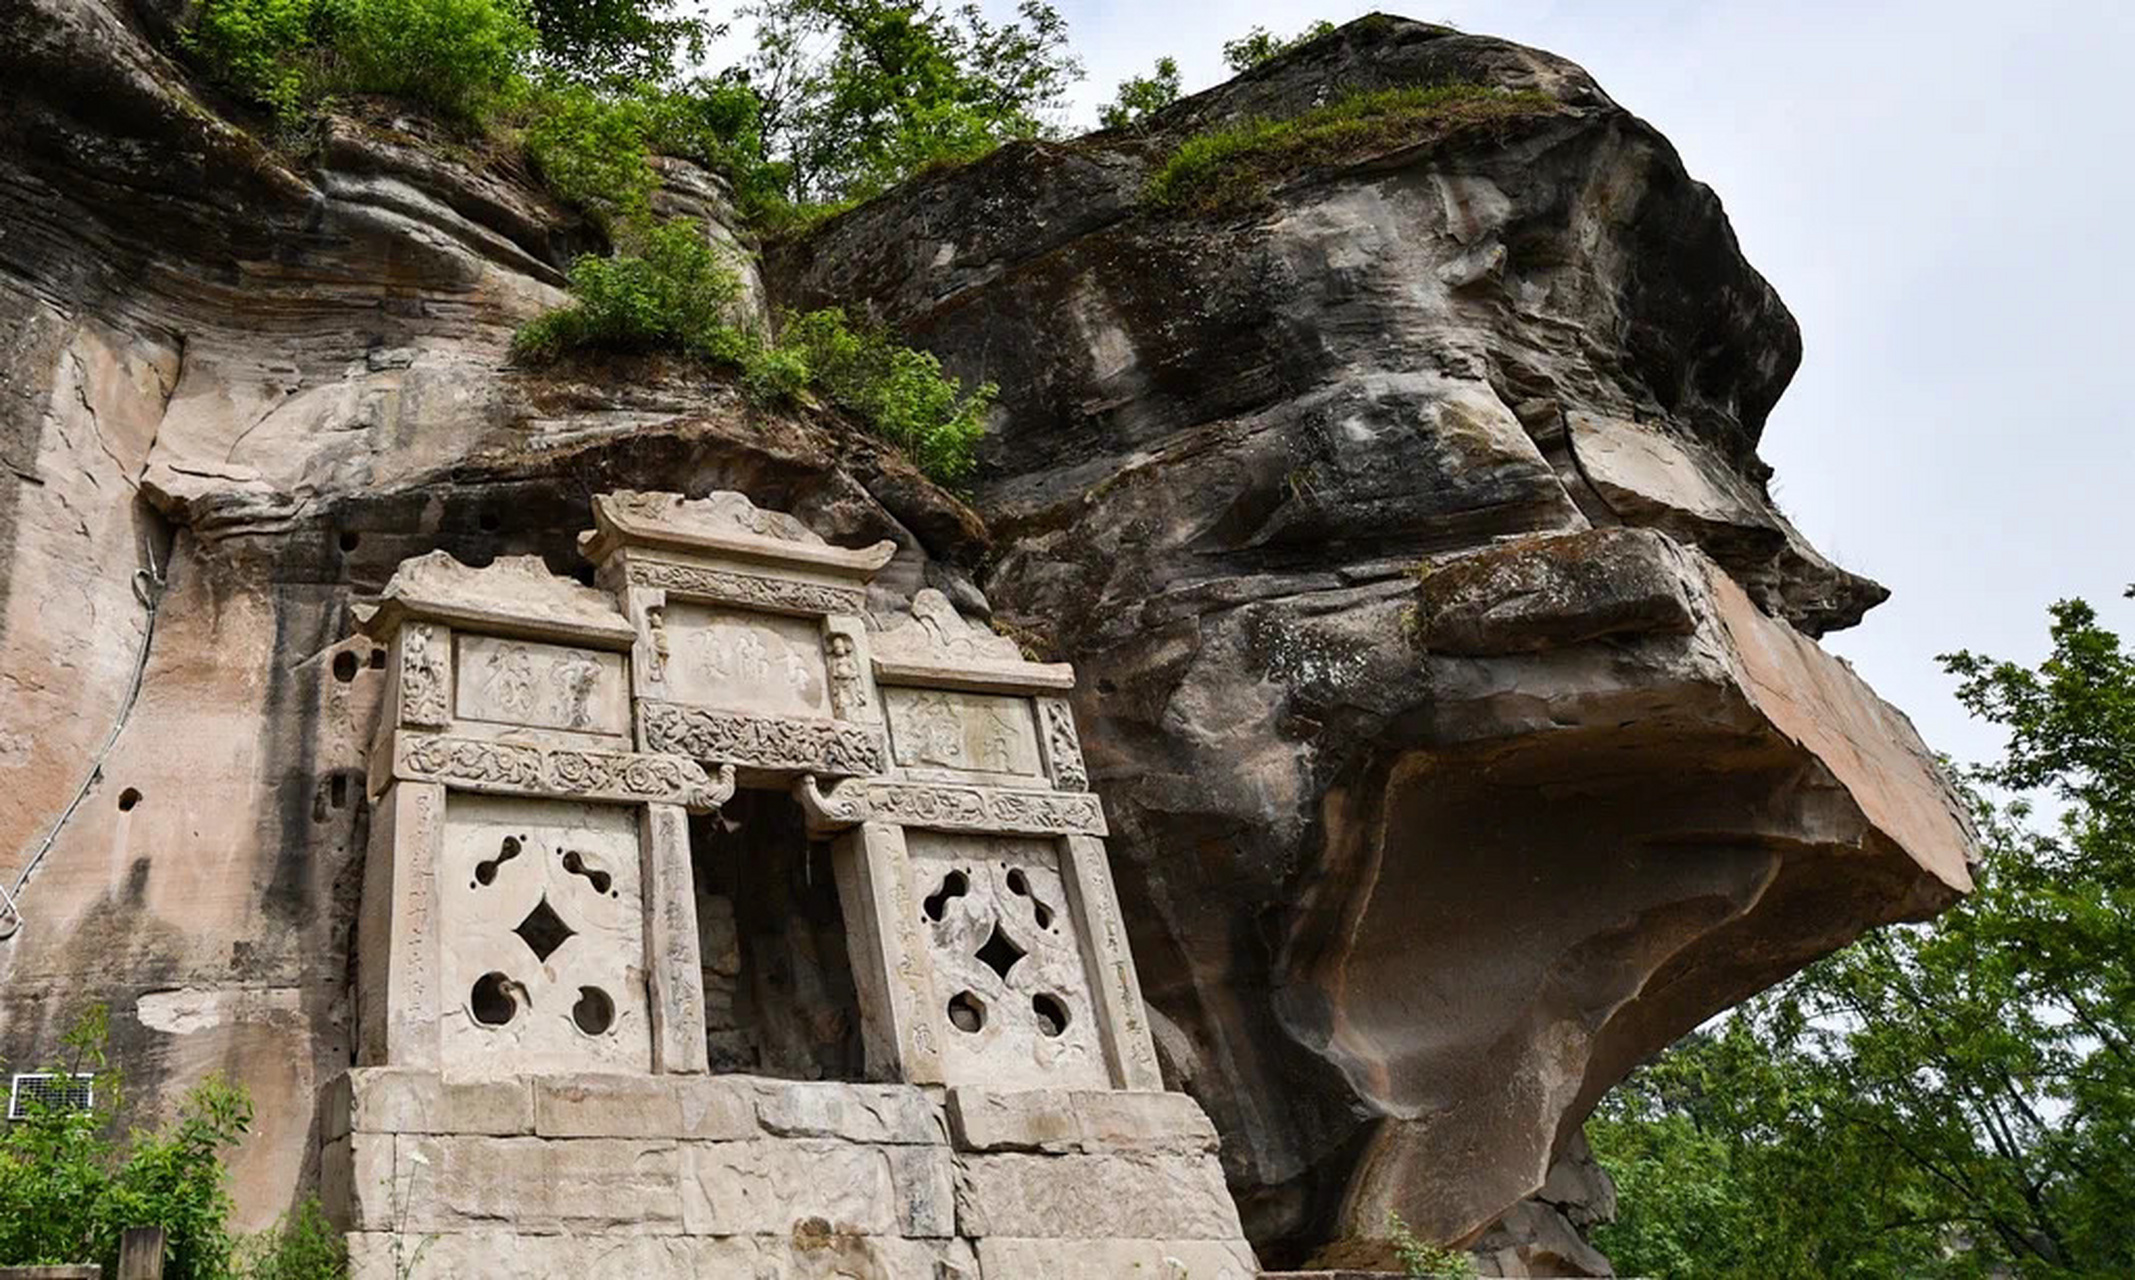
[330,774,349,809]
[572,986,615,1035]
[117,788,141,812]
[475,835,522,888]
[1032,993,1069,1038]
[975,922,1026,981]
[947,991,986,1033]
[369,648,388,669]
[338,529,361,553]
[923,869,969,922]
[562,849,613,896]
[471,972,518,1026]
[478,511,501,534]
[332,651,360,683]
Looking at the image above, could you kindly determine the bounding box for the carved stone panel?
[903,831,1109,1091]
[454,635,629,736]
[640,701,886,777]
[660,604,831,720]
[438,795,651,1077]
[884,689,1044,784]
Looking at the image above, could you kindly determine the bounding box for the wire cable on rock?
[0,544,166,942]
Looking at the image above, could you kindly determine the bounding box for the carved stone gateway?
[322,492,1253,1279]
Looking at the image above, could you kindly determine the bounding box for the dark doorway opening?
[689,788,864,1080]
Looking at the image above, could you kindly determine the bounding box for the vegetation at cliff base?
[1590,589,2135,1277]
[0,1006,348,1277]
[1143,84,1556,214]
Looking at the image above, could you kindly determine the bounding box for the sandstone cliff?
[0,5,1973,1273]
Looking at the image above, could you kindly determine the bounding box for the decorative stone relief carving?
[872,590,1027,666]
[438,795,651,1077]
[1037,697,1088,793]
[391,732,732,813]
[399,623,450,728]
[640,701,886,776]
[455,636,630,736]
[904,831,1109,1091]
[627,559,866,618]
[796,776,1106,838]
[885,688,1044,781]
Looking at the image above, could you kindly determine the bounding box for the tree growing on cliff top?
[1591,588,2135,1277]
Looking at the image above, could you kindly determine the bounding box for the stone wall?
[322,1069,1256,1279]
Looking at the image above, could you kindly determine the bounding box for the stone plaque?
[454,636,629,736]
[903,831,1108,1091]
[884,689,1043,782]
[438,795,651,1077]
[661,604,831,720]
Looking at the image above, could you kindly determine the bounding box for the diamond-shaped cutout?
[515,895,575,962]
[975,921,1025,981]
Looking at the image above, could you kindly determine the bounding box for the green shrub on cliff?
[1144,83,1555,214]
[513,221,990,485]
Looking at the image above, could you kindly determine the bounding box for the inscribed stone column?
[833,821,947,1084]
[640,801,708,1074]
[1060,834,1164,1090]
[357,780,444,1069]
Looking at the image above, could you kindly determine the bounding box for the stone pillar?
[834,821,946,1084]
[640,801,708,1074]
[1060,835,1163,1090]
[357,780,443,1069]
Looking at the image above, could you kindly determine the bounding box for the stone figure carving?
[644,603,670,683]
[482,642,538,716]
[551,650,602,729]
[399,622,450,728]
[826,633,865,719]
[1039,698,1088,792]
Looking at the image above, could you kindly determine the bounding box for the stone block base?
[320,1070,1254,1279]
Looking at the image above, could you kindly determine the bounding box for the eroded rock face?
[771,15,1974,1266]
[0,3,1971,1271]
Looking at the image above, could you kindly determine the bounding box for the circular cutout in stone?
[1032,993,1070,1038]
[471,972,518,1026]
[947,991,986,1034]
[331,651,359,683]
[117,787,141,812]
[572,986,615,1035]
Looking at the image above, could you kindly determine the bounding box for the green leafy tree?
[1220,19,1335,73]
[1591,588,2135,1277]
[0,1007,254,1279]
[741,0,1083,205]
[524,0,710,86]
[1098,55,1180,130]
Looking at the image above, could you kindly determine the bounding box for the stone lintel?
[638,700,886,777]
[614,552,870,618]
[872,656,1077,695]
[376,729,732,812]
[796,776,1108,837]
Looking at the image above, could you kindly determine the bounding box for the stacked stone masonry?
[327,490,1251,1276]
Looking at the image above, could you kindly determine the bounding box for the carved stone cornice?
[385,731,733,813]
[794,775,1107,838]
[639,701,886,777]
[624,558,865,617]
[580,490,896,578]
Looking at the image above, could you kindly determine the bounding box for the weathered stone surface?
[954,1152,1244,1241]
[335,1133,686,1234]
[344,1231,978,1280]
[750,1077,949,1145]
[324,1069,533,1139]
[975,1236,1259,1279]
[681,1138,954,1237]
[947,1086,1218,1155]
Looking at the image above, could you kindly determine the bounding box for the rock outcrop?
[771,16,1973,1266]
[0,4,1973,1273]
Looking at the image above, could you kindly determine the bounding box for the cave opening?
[689,788,864,1080]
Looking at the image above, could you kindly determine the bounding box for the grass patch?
[1144,83,1556,214]
[513,219,991,486]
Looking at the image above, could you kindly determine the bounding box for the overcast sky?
[724,1,2135,769]
[1056,0,2135,771]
